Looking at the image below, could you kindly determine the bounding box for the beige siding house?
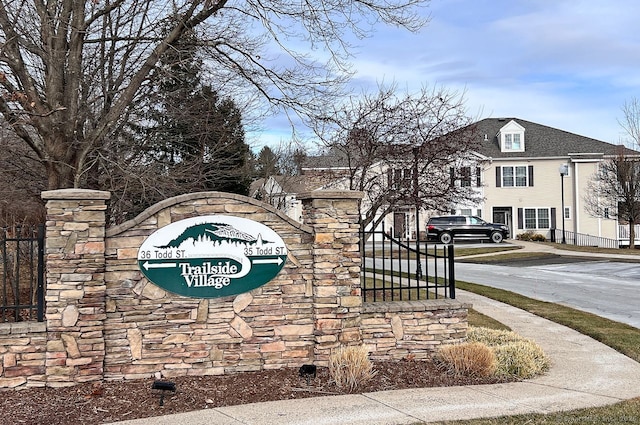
[460,118,625,242]
[265,117,631,245]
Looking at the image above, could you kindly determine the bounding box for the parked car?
[426,215,509,244]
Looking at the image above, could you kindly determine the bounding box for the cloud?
[254,0,640,150]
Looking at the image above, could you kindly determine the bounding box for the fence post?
[298,190,364,365]
[41,189,110,386]
[36,225,45,322]
[447,244,456,299]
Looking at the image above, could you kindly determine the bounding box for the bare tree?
[0,0,430,192]
[585,98,640,248]
[251,142,308,213]
[585,148,640,248]
[620,98,640,148]
[0,127,46,226]
[315,84,480,232]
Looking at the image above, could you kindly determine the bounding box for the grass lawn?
[432,398,640,424]
[540,242,640,256]
[364,244,521,260]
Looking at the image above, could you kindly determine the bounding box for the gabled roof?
[302,118,638,169]
[250,175,324,195]
[474,117,630,158]
[301,148,351,170]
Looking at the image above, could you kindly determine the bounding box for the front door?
[493,207,512,238]
[393,212,408,239]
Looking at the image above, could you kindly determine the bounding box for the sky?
[255,0,640,151]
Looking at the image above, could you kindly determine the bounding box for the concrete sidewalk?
[110,289,640,425]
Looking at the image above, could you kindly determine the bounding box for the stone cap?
[362,299,471,313]
[297,190,364,200]
[42,189,111,201]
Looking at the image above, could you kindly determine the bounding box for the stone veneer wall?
[361,300,470,361]
[0,322,47,388]
[102,190,358,381]
[0,189,469,389]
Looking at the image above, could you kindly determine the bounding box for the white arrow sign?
[252,257,283,266]
[143,261,177,270]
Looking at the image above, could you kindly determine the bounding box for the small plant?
[467,326,550,379]
[516,230,546,242]
[492,340,549,379]
[435,342,496,377]
[328,345,377,391]
[467,326,523,346]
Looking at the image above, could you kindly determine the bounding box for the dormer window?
[498,120,525,152]
[504,133,521,150]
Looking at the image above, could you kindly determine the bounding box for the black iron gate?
[360,223,455,302]
[0,225,45,322]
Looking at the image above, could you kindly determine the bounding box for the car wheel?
[490,231,504,243]
[439,232,453,244]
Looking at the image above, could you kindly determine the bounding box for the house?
[249,175,326,222]
[260,117,634,245]
[456,117,628,243]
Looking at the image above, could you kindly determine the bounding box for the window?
[498,120,525,152]
[469,216,484,225]
[388,168,411,190]
[515,166,527,186]
[502,167,514,186]
[504,133,521,150]
[499,165,531,187]
[538,208,550,228]
[512,133,521,150]
[524,208,551,229]
[461,167,471,187]
[457,166,481,187]
[564,207,571,220]
[524,209,536,229]
[604,207,610,219]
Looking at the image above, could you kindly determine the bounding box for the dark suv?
[426,215,509,244]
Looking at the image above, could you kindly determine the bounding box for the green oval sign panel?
[137,215,287,298]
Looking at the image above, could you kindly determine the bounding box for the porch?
[618,224,640,247]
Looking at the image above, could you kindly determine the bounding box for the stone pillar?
[298,190,364,365]
[41,189,110,386]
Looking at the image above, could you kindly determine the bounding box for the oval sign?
[137,215,287,298]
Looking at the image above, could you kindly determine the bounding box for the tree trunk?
[45,159,77,190]
[630,220,636,250]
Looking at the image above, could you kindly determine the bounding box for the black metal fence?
[0,225,45,322]
[360,224,455,302]
[550,228,619,249]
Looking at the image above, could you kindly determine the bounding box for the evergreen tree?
[255,146,280,179]
[95,26,252,223]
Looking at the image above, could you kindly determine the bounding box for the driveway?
[455,242,640,329]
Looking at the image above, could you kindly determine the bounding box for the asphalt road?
[455,258,640,329]
[364,243,640,329]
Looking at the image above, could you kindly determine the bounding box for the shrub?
[516,230,546,242]
[435,342,496,377]
[492,340,550,379]
[467,326,523,346]
[516,231,533,241]
[467,326,550,379]
[328,345,377,391]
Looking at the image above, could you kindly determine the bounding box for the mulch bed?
[0,360,515,425]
